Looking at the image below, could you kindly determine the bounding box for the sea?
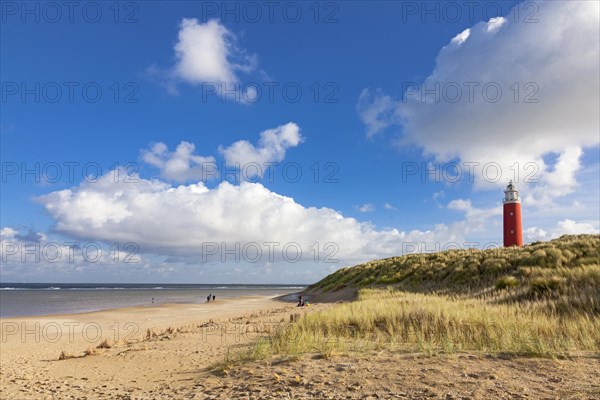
[0,283,305,318]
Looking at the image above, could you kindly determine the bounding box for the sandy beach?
[1,293,599,399]
[0,295,318,399]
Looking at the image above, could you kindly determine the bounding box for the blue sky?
[1,1,598,283]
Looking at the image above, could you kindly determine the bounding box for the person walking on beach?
[207,294,211,302]
[151,297,155,304]
[212,294,216,302]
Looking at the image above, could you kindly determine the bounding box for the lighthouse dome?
[503,180,520,202]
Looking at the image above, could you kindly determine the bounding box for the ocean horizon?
[0,283,305,318]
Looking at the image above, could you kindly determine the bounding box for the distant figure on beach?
[297,295,303,307]
[207,294,211,302]
[212,294,216,302]
[151,297,155,304]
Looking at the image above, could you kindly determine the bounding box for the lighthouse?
[503,180,523,247]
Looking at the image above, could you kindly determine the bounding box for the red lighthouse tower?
[503,180,523,247]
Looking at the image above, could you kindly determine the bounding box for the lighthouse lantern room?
[503,180,523,247]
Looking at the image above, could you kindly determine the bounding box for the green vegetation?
[310,234,600,314]
[260,289,600,358]
[495,275,519,290]
[219,235,600,365]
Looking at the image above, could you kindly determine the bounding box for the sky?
[1,0,598,284]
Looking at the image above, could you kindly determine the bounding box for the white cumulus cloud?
[555,219,598,235]
[150,18,258,96]
[525,219,598,242]
[219,122,304,174]
[141,141,216,183]
[0,227,143,280]
[451,28,470,45]
[358,1,600,201]
[34,169,499,266]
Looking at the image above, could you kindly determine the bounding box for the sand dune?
[1,295,598,399]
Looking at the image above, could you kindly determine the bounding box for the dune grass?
[261,289,600,359]
[218,235,599,365]
[311,235,598,289]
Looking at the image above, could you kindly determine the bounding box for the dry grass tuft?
[96,339,112,349]
[83,346,99,356]
[146,328,157,340]
[58,350,75,360]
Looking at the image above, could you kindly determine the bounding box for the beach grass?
[262,288,600,358]
[311,235,599,304]
[219,235,600,365]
